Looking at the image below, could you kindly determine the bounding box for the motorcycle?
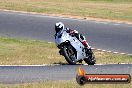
[55,29,96,65]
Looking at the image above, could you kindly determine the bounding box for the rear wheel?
[62,45,76,65]
[84,49,96,65]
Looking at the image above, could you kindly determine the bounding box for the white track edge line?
[0,63,131,66]
[1,10,132,56]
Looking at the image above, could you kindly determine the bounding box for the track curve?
[0,11,132,54]
[0,11,132,84]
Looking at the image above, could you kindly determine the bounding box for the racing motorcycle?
[55,29,96,65]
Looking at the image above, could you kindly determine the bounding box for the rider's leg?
[79,34,92,56]
[79,34,90,48]
[74,33,92,57]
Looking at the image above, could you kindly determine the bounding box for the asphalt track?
[0,11,132,84]
[0,64,131,84]
[0,11,132,54]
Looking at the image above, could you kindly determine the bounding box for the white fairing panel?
[70,36,86,61]
[55,30,86,61]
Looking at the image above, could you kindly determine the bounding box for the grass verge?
[0,80,131,88]
[0,0,132,22]
[0,37,131,65]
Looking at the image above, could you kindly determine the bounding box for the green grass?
[0,0,132,21]
[0,80,131,88]
[0,36,131,87]
[0,37,131,65]
[0,37,64,65]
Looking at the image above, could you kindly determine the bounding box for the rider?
[55,22,92,56]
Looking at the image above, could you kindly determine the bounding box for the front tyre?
[62,45,76,65]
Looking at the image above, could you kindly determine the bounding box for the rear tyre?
[62,45,76,65]
[84,49,96,65]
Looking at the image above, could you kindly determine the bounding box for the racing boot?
[85,48,92,56]
[82,41,92,56]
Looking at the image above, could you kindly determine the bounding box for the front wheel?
[62,45,76,65]
[84,49,96,65]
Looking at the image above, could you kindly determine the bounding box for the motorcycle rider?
[55,22,92,57]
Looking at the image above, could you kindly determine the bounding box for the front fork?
[59,46,83,63]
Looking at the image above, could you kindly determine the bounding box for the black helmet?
[55,22,64,33]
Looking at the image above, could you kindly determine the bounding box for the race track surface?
[0,11,132,54]
[0,11,132,84]
[0,64,131,84]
